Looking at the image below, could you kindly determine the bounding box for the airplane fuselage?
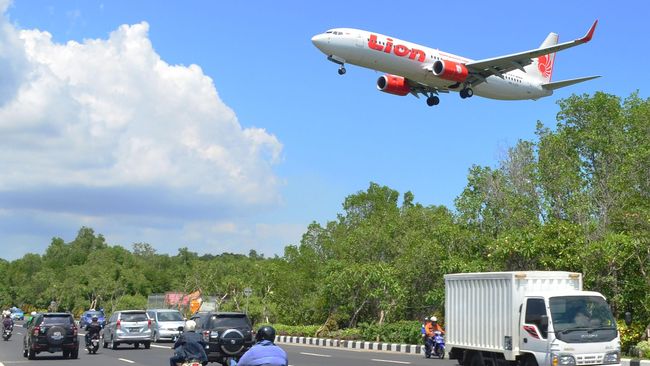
[312,28,553,101]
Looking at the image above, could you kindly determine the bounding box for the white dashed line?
[151,344,172,349]
[300,351,331,357]
[118,358,135,364]
[371,359,411,364]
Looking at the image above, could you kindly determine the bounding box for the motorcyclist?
[237,325,288,366]
[85,316,102,347]
[2,313,13,336]
[422,317,432,357]
[424,316,445,357]
[169,319,208,366]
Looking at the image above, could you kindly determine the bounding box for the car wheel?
[23,348,28,358]
[63,350,70,358]
[134,342,139,349]
[28,348,36,360]
[71,349,79,359]
[110,338,117,350]
[144,341,151,349]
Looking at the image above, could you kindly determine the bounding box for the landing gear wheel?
[426,96,440,106]
[338,67,346,75]
[460,88,473,99]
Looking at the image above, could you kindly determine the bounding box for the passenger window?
[525,298,548,339]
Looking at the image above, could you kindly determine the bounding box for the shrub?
[636,340,650,359]
[617,320,646,355]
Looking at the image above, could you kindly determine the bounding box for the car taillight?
[116,320,121,329]
[203,330,209,342]
[33,326,40,336]
[148,319,152,328]
[72,325,78,336]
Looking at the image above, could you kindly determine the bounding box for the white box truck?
[445,271,620,366]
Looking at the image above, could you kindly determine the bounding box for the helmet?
[184,319,197,332]
[31,311,37,316]
[430,316,437,322]
[255,325,276,343]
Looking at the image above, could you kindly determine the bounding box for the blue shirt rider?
[237,326,287,366]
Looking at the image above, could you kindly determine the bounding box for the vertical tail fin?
[524,32,558,83]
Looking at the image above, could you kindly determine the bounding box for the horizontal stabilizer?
[542,76,600,90]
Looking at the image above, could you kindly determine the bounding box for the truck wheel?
[466,351,483,366]
[523,356,539,366]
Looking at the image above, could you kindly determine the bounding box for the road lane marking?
[300,351,332,357]
[119,358,135,364]
[151,344,172,349]
[371,359,411,364]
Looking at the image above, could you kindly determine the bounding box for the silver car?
[101,310,152,349]
[147,309,185,342]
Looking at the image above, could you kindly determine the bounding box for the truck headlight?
[604,352,620,364]
[552,354,576,366]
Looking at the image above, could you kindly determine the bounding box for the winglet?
[579,20,598,43]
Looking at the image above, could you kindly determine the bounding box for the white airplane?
[311,21,599,106]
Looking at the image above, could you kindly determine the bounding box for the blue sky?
[0,0,647,260]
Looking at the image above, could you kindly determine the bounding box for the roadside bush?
[636,341,650,359]
[359,321,422,344]
[618,320,645,355]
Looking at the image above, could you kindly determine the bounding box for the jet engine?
[376,74,410,96]
[432,60,468,82]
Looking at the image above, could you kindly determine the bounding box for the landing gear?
[327,55,346,76]
[426,95,440,106]
[460,87,474,99]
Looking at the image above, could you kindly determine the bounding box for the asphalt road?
[0,322,457,366]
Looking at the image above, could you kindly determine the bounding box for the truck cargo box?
[444,271,582,359]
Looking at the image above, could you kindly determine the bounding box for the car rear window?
[86,311,104,317]
[121,313,148,322]
[209,315,250,329]
[42,315,73,325]
[158,311,183,322]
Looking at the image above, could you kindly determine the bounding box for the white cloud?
[0,6,289,258]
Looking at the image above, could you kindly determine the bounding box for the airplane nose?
[311,34,327,49]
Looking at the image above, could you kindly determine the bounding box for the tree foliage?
[0,92,648,331]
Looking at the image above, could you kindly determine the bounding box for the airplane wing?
[464,20,598,85]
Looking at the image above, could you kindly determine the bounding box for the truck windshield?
[549,296,617,343]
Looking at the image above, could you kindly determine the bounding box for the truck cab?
[521,292,619,366]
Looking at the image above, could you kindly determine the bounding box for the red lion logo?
[537,54,554,79]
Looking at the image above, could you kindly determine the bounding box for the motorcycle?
[86,333,100,354]
[2,326,12,341]
[432,330,445,359]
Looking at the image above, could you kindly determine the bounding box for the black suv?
[191,312,254,365]
[23,312,79,359]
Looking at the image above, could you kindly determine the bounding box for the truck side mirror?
[625,312,632,326]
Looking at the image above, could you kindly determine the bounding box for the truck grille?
[575,354,604,365]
